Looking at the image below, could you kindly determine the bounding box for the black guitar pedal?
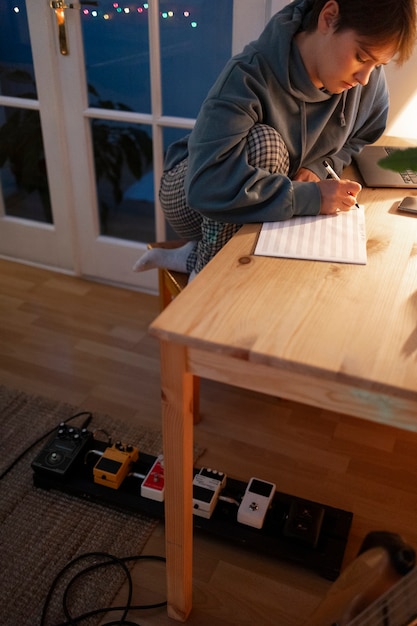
[31,422,93,479]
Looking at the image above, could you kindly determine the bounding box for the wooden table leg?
[160,339,195,621]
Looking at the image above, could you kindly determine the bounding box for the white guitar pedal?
[237,477,276,529]
[192,467,227,519]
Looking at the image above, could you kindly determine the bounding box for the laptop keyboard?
[385,147,417,184]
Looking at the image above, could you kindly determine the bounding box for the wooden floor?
[1,258,417,625]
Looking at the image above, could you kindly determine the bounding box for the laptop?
[354,145,417,188]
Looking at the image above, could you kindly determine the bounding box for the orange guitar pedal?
[93,442,139,489]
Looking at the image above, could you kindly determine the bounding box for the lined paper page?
[255,206,367,264]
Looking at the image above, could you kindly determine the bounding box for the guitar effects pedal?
[141,455,165,502]
[31,422,93,479]
[237,477,276,529]
[192,467,227,519]
[93,441,139,489]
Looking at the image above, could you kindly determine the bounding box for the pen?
[323,160,360,209]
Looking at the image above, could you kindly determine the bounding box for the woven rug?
[0,385,203,626]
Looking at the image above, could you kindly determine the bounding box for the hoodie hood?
[243,0,337,168]
[250,0,332,105]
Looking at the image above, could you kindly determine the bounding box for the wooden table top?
[150,185,417,424]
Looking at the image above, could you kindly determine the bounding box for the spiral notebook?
[255,206,367,265]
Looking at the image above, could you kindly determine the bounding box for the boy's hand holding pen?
[321,160,361,211]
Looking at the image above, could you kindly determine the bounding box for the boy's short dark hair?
[307,0,417,64]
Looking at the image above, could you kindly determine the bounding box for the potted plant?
[378,146,417,173]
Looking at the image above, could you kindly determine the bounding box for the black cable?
[0,411,93,480]
[62,554,132,625]
[41,552,167,626]
[40,551,119,626]
[63,555,168,623]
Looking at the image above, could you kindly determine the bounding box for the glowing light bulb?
[13,6,20,12]
[91,9,98,16]
[183,11,190,17]
[191,21,197,27]
[124,7,129,12]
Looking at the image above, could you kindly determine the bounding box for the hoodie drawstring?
[339,91,347,127]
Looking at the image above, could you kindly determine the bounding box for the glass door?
[0,0,78,271]
[0,0,269,290]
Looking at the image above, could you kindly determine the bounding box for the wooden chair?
[147,241,200,422]
[147,241,190,311]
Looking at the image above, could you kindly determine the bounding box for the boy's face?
[314,29,396,94]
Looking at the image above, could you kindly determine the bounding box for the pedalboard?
[31,423,353,581]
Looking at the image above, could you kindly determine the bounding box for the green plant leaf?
[378,147,417,172]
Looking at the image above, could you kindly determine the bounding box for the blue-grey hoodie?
[163,0,389,223]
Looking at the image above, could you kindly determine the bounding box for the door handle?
[50,0,75,56]
[50,0,98,56]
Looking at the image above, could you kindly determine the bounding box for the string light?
[8,3,199,23]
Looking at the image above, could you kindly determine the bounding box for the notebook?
[255,206,367,265]
[354,145,417,188]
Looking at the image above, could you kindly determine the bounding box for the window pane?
[0,105,52,223]
[91,119,155,242]
[160,0,233,118]
[0,1,37,98]
[82,1,151,113]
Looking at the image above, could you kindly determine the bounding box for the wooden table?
[149,184,417,621]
